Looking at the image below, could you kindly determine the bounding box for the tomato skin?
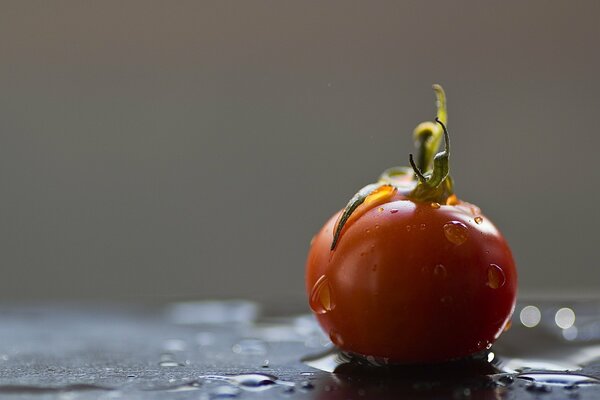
[305,199,517,363]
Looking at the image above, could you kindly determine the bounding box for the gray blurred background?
[0,1,598,309]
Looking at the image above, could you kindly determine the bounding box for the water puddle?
[300,299,600,397]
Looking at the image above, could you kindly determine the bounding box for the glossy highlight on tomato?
[305,85,517,363]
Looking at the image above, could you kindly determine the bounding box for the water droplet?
[474,216,483,224]
[517,372,600,387]
[165,381,203,392]
[309,235,316,246]
[159,361,184,367]
[503,319,513,332]
[233,374,277,389]
[430,202,441,209]
[390,209,399,214]
[420,223,426,230]
[487,264,506,289]
[202,373,291,393]
[309,275,335,314]
[443,221,469,245]
[406,225,412,232]
[374,224,380,230]
[377,207,384,212]
[433,264,447,279]
[365,229,371,234]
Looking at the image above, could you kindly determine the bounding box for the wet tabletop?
[0,300,598,399]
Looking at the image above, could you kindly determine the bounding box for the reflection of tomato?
[311,354,499,400]
[305,85,517,363]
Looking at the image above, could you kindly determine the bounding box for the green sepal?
[330,182,393,250]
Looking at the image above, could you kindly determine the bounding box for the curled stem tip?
[409,153,426,182]
[435,117,450,155]
[413,84,448,173]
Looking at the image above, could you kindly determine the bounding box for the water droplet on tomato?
[420,223,426,230]
[365,229,371,234]
[433,264,447,279]
[430,202,441,209]
[406,225,411,232]
[374,224,380,230]
[377,207,384,212]
[443,221,468,245]
[310,275,335,314]
[503,319,513,332]
[487,264,506,289]
[474,216,483,224]
[390,209,399,214]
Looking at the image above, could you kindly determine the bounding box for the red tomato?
[306,199,516,363]
[305,85,517,363]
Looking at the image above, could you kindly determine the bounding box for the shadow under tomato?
[304,348,503,400]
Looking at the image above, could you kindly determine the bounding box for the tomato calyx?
[330,84,456,250]
[330,183,397,250]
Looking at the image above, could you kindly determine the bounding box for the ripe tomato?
[305,85,517,363]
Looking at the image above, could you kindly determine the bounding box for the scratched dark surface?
[0,300,598,399]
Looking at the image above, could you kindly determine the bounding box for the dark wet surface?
[0,299,598,399]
